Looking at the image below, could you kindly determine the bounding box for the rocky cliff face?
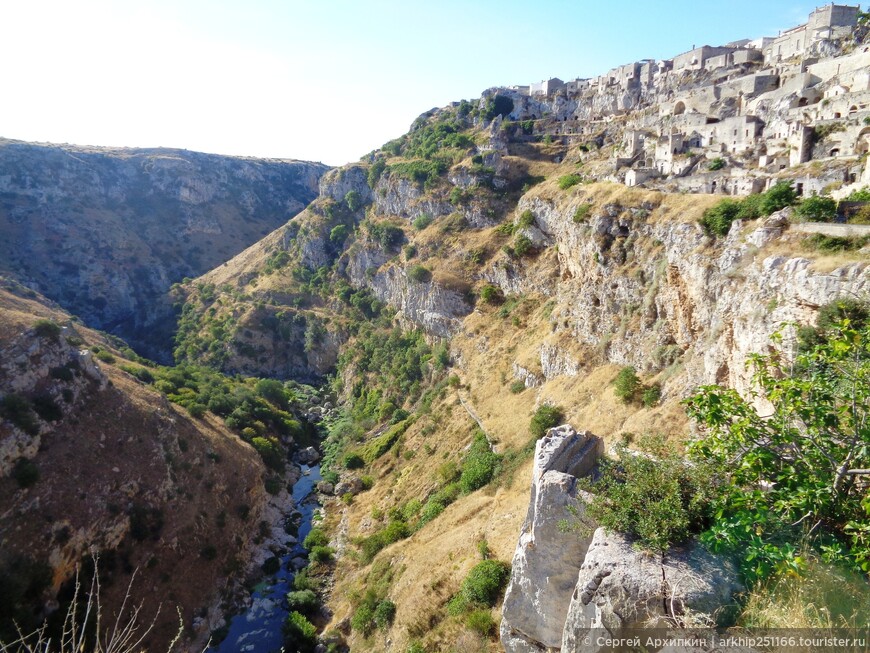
[0,282,268,651]
[503,188,869,401]
[0,138,328,361]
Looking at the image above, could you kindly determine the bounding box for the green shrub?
[760,181,797,215]
[12,458,39,488]
[286,589,318,615]
[573,204,591,223]
[412,214,433,230]
[344,453,365,469]
[450,186,471,205]
[361,475,375,490]
[529,405,564,438]
[641,383,661,407]
[418,482,461,527]
[251,437,283,471]
[283,611,317,653]
[794,195,838,222]
[707,157,726,171]
[509,380,525,394]
[187,403,207,419]
[685,317,870,579]
[803,234,870,252]
[700,199,741,237]
[293,568,316,592]
[94,350,116,364]
[303,528,329,549]
[329,224,349,245]
[31,395,62,422]
[481,95,513,121]
[588,448,719,552]
[309,545,334,564]
[845,186,870,201]
[613,366,641,403]
[736,194,764,221]
[450,560,511,614]
[479,285,503,305]
[368,159,386,189]
[373,599,396,629]
[517,210,535,228]
[33,319,61,341]
[0,394,39,435]
[407,265,432,283]
[358,520,410,562]
[264,476,283,495]
[460,433,499,493]
[512,234,534,257]
[388,159,447,188]
[345,190,364,212]
[119,365,154,383]
[367,221,405,249]
[402,499,422,521]
[351,602,375,636]
[466,609,496,637]
[558,174,582,190]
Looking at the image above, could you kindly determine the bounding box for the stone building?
[764,3,860,64]
[530,77,566,96]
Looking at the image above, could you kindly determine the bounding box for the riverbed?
[212,463,322,653]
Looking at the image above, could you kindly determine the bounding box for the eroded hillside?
[0,278,331,651]
[0,138,328,361]
[172,96,868,650]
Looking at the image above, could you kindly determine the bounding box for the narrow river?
[213,463,322,653]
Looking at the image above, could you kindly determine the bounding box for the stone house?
[673,45,738,71]
[764,3,859,64]
[530,78,566,96]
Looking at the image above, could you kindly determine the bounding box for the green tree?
[481,95,513,121]
[794,195,838,222]
[699,199,741,237]
[613,366,641,403]
[684,318,870,578]
[330,224,349,245]
[345,190,364,212]
[760,181,797,215]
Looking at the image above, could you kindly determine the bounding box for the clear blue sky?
[0,0,833,166]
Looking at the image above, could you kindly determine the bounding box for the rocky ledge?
[501,425,741,653]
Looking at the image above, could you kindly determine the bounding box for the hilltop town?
[487,3,870,199]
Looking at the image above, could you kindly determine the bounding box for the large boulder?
[561,528,742,652]
[296,446,320,465]
[334,475,364,496]
[500,425,603,652]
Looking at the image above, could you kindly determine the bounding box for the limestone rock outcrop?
[561,529,742,652]
[501,425,603,652]
[501,425,742,653]
[0,320,107,474]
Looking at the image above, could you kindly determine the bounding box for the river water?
[212,463,322,653]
